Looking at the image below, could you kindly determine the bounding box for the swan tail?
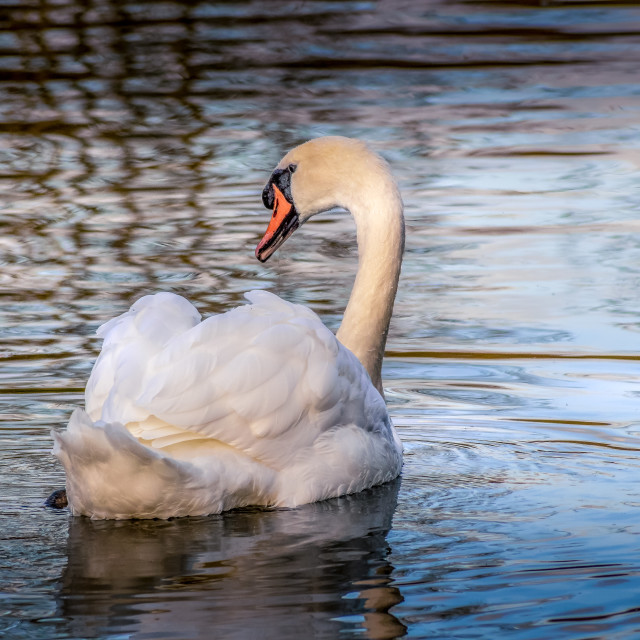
[52,409,277,519]
[52,409,194,519]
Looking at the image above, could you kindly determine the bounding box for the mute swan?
[51,136,404,519]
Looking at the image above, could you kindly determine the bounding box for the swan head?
[256,136,397,262]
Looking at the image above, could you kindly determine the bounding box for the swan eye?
[288,163,297,174]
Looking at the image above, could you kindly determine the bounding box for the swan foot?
[44,488,68,509]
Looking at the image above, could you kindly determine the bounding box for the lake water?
[2,0,640,638]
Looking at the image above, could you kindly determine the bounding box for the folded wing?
[83,290,389,471]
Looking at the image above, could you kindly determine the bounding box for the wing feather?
[85,290,385,469]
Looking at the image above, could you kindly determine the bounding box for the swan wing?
[84,290,389,469]
[85,292,201,423]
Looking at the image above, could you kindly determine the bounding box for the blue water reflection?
[54,480,403,639]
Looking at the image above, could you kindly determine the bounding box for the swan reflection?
[58,479,405,639]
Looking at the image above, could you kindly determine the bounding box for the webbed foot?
[44,488,68,509]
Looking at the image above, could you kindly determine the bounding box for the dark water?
[2,1,640,638]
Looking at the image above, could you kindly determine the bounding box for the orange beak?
[255,184,299,262]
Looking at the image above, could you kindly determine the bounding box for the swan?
[51,136,404,519]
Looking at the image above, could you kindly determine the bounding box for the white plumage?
[52,136,404,519]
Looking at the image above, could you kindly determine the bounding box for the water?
[2,0,640,638]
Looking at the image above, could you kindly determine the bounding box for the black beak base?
[262,167,293,209]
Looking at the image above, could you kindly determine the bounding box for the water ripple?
[2,0,640,638]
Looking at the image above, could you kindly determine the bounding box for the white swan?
[52,136,404,519]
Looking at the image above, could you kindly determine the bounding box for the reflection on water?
[2,0,640,638]
[58,481,404,640]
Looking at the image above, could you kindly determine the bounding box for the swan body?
[52,136,404,519]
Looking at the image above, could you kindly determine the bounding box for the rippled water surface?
[2,1,640,638]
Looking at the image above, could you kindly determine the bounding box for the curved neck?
[336,178,404,397]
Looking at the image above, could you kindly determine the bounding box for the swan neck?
[336,182,404,396]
